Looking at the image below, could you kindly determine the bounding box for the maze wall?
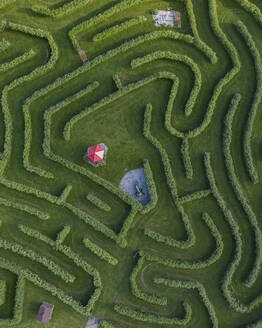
[0,0,262,327]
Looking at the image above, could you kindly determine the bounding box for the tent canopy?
[87,144,105,163]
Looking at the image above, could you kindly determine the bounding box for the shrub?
[130,256,167,305]
[32,0,90,17]
[83,237,118,265]
[114,302,192,325]
[93,16,147,42]
[86,193,111,212]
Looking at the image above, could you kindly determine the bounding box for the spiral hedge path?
[0,0,262,327]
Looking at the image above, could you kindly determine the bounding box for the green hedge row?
[140,159,158,214]
[43,81,143,216]
[32,0,90,18]
[143,103,196,249]
[132,51,201,117]
[0,275,24,326]
[93,16,147,42]
[86,193,111,212]
[112,73,122,89]
[58,185,72,205]
[181,138,193,179]
[116,208,137,248]
[0,280,6,306]
[0,238,75,283]
[130,256,167,305]
[19,224,54,247]
[142,212,223,269]
[0,38,10,52]
[63,74,165,141]
[56,226,71,247]
[234,0,262,26]
[0,21,58,182]
[179,0,241,139]
[179,189,211,204]
[165,76,185,138]
[114,303,192,325]
[69,0,151,49]
[0,49,35,73]
[18,225,103,315]
[204,152,248,313]
[223,93,262,287]
[237,21,261,184]
[0,196,49,220]
[178,0,217,63]
[154,277,218,328]
[0,256,98,317]
[83,237,118,265]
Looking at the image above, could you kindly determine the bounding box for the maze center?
[0,0,262,327]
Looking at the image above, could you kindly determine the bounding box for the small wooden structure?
[37,302,54,323]
[85,143,108,167]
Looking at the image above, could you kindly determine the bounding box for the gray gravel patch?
[119,168,150,206]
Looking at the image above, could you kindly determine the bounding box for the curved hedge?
[236,21,262,184]
[93,16,147,42]
[69,0,151,49]
[58,185,72,205]
[142,212,223,269]
[32,0,90,18]
[112,73,122,89]
[0,21,59,182]
[154,277,218,328]
[0,49,35,73]
[223,93,262,287]
[0,0,16,9]
[130,256,167,305]
[132,51,201,117]
[234,0,262,26]
[83,237,118,265]
[114,302,192,325]
[143,103,196,249]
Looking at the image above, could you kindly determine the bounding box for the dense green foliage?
[0,0,262,327]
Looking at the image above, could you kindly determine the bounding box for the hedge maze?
[0,0,262,327]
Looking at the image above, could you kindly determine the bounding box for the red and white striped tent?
[87,144,105,164]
